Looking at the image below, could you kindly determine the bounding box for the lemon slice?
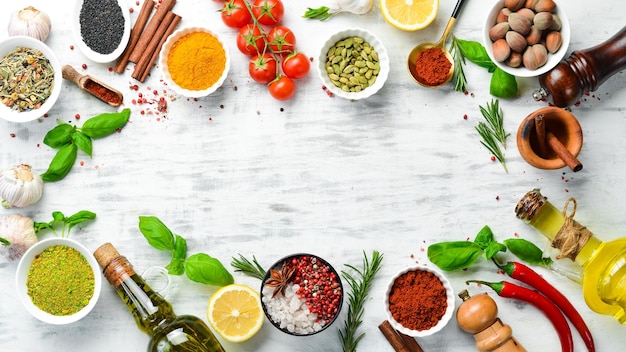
[207,284,264,343]
[380,0,440,31]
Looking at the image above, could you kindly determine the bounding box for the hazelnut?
[549,14,562,31]
[492,39,512,62]
[526,25,542,45]
[525,0,539,9]
[506,31,528,52]
[505,51,523,68]
[490,22,510,41]
[533,12,553,31]
[505,0,525,11]
[535,0,556,12]
[523,44,548,70]
[508,13,532,35]
[516,8,535,22]
[497,8,512,23]
[546,31,563,53]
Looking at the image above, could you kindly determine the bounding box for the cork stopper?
[93,242,135,287]
[94,242,121,269]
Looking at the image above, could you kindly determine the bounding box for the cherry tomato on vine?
[252,0,284,26]
[267,26,296,56]
[237,24,265,56]
[220,0,252,29]
[282,51,310,79]
[249,54,277,84]
[268,75,296,101]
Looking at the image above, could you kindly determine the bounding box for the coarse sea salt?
[262,283,325,335]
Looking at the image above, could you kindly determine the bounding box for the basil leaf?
[0,237,10,246]
[474,225,495,250]
[457,38,496,70]
[33,222,53,234]
[138,216,175,251]
[185,253,234,286]
[72,131,93,157]
[490,68,518,98]
[41,143,78,182]
[427,241,483,271]
[504,238,545,265]
[81,108,131,139]
[43,123,75,148]
[66,210,97,233]
[167,235,187,275]
[484,241,507,259]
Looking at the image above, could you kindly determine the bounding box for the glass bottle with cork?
[515,189,626,323]
[94,242,227,352]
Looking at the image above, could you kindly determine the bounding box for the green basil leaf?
[490,68,518,98]
[484,241,507,259]
[138,216,175,251]
[167,235,187,275]
[0,237,10,246]
[43,123,75,148]
[457,38,496,70]
[66,210,96,226]
[52,211,65,222]
[80,108,131,139]
[427,241,483,271]
[185,253,234,286]
[504,238,545,265]
[474,225,495,250]
[33,221,53,234]
[41,143,78,182]
[72,131,93,157]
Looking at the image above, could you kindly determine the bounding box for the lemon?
[207,284,264,343]
[380,0,440,31]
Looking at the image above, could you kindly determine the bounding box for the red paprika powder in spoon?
[414,47,453,86]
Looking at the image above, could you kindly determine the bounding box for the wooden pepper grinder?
[456,290,526,352]
[533,26,626,107]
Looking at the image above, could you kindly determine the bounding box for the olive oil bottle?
[516,189,626,323]
[94,243,226,351]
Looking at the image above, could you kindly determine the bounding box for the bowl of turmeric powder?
[158,27,230,98]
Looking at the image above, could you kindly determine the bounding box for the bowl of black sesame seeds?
[73,0,131,63]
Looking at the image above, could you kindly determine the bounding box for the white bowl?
[483,0,570,77]
[0,36,62,123]
[318,28,390,100]
[158,27,230,98]
[72,0,131,63]
[384,265,455,337]
[15,237,102,324]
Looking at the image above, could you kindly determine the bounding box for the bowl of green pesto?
[15,237,102,324]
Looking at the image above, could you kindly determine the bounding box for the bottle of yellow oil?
[516,189,626,323]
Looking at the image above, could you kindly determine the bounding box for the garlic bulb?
[0,214,37,261]
[0,164,44,208]
[8,6,52,42]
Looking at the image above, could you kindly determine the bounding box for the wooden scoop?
[62,65,123,107]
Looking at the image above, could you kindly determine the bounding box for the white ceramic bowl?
[158,27,230,98]
[384,265,455,337]
[0,36,62,123]
[483,0,570,77]
[15,237,102,324]
[318,28,390,100]
[72,0,131,63]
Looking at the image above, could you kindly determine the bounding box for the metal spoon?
[407,0,467,88]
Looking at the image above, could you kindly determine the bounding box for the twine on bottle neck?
[552,197,593,261]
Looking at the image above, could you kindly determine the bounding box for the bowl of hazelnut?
[483,0,570,77]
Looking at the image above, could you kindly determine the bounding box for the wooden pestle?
[532,113,583,172]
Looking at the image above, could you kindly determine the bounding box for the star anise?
[265,262,296,298]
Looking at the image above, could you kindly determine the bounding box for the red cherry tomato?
[252,0,284,26]
[282,51,310,79]
[267,26,296,56]
[268,75,296,101]
[236,24,265,56]
[220,0,252,29]
[249,54,277,84]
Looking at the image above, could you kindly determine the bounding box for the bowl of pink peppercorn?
[260,253,343,336]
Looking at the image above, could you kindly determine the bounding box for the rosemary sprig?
[230,254,266,280]
[479,99,510,148]
[339,250,384,352]
[449,36,468,93]
[476,122,508,173]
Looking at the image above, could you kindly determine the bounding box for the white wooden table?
[1,0,625,351]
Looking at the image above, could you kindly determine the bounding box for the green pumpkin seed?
[325,36,382,94]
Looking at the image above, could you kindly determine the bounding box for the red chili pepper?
[500,262,595,352]
[467,280,573,352]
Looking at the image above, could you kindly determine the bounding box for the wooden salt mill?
[533,26,626,107]
[456,290,526,352]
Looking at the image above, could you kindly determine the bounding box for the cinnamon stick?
[138,14,181,83]
[129,0,177,63]
[398,331,424,352]
[534,114,549,158]
[132,11,177,81]
[113,0,155,73]
[379,320,424,352]
[546,130,583,172]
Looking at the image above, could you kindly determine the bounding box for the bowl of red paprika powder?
[384,265,455,337]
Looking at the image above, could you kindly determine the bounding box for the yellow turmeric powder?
[167,32,226,91]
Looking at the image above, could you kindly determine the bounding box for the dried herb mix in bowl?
[0,47,54,112]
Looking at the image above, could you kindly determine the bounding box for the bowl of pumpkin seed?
[318,28,390,100]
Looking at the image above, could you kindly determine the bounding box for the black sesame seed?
[79,0,125,55]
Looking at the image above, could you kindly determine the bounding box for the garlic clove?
[0,164,44,208]
[8,6,52,42]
